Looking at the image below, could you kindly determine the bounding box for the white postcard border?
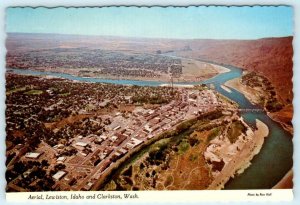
[1,0,300,204]
[6,189,293,202]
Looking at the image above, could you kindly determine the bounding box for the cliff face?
[176,37,293,104]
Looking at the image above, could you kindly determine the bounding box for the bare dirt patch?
[225,77,261,105]
[180,59,229,82]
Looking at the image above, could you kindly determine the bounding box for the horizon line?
[6,32,294,41]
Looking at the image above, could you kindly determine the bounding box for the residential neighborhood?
[5,73,235,191]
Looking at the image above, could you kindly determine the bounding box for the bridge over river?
[238,108,265,113]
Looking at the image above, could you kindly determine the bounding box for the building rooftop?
[25,152,42,159]
[52,170,67,181]
[75,142,88,147]
[57,156,66,162]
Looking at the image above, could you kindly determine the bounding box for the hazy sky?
[6,6,293,39]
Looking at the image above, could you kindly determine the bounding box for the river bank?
[207,119,269,190]
[225,77,293,135]
[224,77,260,105]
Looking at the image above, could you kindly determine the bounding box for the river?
[7,64,293,189]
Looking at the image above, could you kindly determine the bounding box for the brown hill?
[175,37,293,105]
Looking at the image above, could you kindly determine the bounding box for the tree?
[41,160,49,167]
[54,163,66,171]
[13,161,26,174]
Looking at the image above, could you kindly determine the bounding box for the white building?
[126,137,143,149]
[52,170,67,181]
[25,152,42,159]
[57,156,66,163]
[75,142,88,147]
